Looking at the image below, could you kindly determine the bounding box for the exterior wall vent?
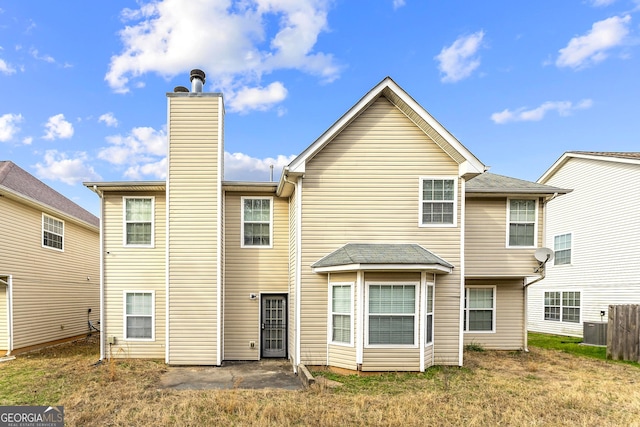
[583,321,607,346]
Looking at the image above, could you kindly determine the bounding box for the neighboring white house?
[527,151,640,338]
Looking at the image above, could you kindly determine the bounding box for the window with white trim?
[544,291,580,323]
[242,197,272,247]
[426,284,434,345]
[124,197,154,247]
[420,177,457,226]
[368,283,416,346]
[124,291,154,340]
[554,233,572,265]
[42,214,64,251]
[331,284,352,345]
[507,199,537,247]
[464,287,495,332]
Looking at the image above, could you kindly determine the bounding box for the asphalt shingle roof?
[312,243,453,269]
[0,161,99,228]
[466,172,570,194]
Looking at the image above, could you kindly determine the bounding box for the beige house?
[85,70,568,371]
[0,161,100,356]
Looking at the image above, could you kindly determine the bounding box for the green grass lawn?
[528,332,639,366]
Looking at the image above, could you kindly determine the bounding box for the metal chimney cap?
[174,86,189,93]
[190,69,206,83]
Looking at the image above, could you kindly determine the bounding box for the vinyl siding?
[103,192,166,358]
[167,95,222,365]
[465,197,544,277]
[362,348,420,371]
[299,97,462,367]
[528,157,640,336]
[0,196,99,352]
[223,191,289,360]
[464,279,525,350]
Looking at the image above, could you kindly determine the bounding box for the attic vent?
[174,86,189,93]
[583,321,607,346]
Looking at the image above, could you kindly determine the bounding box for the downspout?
[521,193,556,351]
[92,185,105,361]
[458,177,466,366]
[295,176,302,373]
[283,170,302,373]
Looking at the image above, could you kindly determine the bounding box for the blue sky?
[1,0,639,216]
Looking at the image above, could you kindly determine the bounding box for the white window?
[507,199,537,247]
[464,287,496,332]
[124,291,154,340]
[425,284,434,345]
[554,233,572,265]
[420,177,457,227]
[331,284,352,345]
[42,214,64,251]
[123,197,154,247]
[544,291,580,323]
[241,197,272,247]
[367,283,417,346]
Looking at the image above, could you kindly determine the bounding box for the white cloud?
[227,82,288,114]
[43,114,74,140]
[29,48,55,63]
[590,0,616,6]
[491,99,593,124]
[34,150,101,185]
[393,0,406,9]
[224,152,297,181]
[99,112,119,127]
[435,31,485,83]
[98,126,167,179]
[22,136,33,145]
[0,58,16,75]
[556,15,631,69]
[105,0,340,112]
[125,157,167,180]
[0,113,23,142]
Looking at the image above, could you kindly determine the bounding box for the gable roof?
[466,172,571,197]
[539,151,640,184]
[311,243,453,274]
[279,77,486,196]
[0,161,99,229]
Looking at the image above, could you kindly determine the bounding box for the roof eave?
[0,184,99,231]
[312,263,453,274]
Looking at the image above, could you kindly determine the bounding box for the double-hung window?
[420,177,457,226]
[544,291,580,323]
[464,287,495,332]
[507,199,537,247]
[368,283,416,346]
[242,197,272,247]
[124,197,154,247]
[554,233,572,265]
[124,291,154,340]
[42,214,64,251]
[331,284,352,345]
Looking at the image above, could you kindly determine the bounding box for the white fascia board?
[312,263,453,274]
[539,151,640,184]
